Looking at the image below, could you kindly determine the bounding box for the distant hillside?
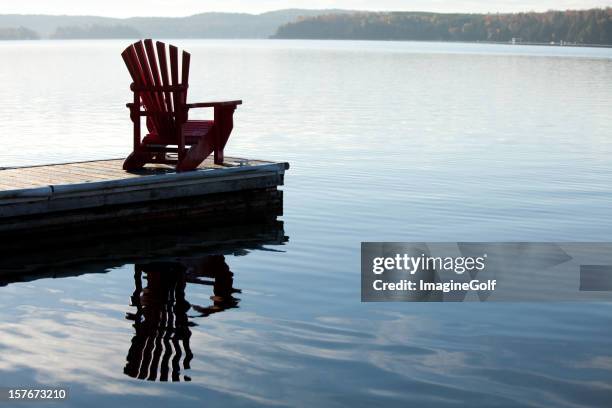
[0,9,352,39]
[51,24,140,39]
[127,9,352,38]
[272,8,612,45]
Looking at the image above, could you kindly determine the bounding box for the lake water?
[1,40,612,407]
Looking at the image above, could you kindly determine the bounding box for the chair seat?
[183,120,214,145]
[143,120,214,146]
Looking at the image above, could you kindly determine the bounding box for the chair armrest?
[186,100,242,109]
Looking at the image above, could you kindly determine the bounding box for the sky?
[2,0,611,18]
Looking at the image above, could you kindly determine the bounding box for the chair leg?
[123,150,150,170]
[123,96,149,170]
[214,123,224,165]
[214,148,224,165]
[214,106,235,165]
[177,122,185,165]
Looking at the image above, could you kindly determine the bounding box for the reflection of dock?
[0,218,287,282]
[0,215,287,382]
[0,156,288,234]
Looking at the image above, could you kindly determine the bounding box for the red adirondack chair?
[121,39,242,171]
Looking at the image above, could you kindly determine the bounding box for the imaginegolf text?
[373,279,497,293]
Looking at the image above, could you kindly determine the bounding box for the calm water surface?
[1,40,612,407]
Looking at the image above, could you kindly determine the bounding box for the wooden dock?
[0,156,288,235]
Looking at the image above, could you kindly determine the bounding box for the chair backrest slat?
[121,48,139,87]
[169,44,180,126]
[143,40,165,112]
[156,41,173,114]
[181,52,191,106]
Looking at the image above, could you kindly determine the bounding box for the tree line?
[0,27,39,40]
[0,24,140,40]
[272,8,612,45]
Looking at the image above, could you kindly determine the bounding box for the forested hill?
[272,8,612,45]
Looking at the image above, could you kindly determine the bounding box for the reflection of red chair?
[121,39,242,171]
[185,255,241,316]
[124,255,240,382]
